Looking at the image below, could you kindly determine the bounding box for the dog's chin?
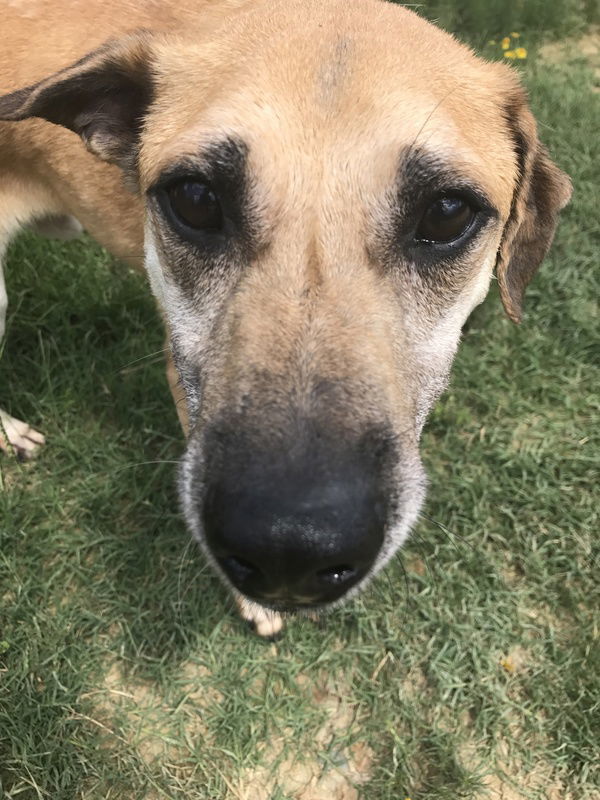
[248,599,325,616]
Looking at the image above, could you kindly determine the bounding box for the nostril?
[316,565,357,586]
[219,556,260,585]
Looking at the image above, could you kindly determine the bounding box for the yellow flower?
[488,39,497,45]
[504,50,517,59]
[500,656,516,673]
[501,36,511,50]
[510,32,521,38]
[514,47,527,59]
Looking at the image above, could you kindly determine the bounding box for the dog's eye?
[166,179,223,232]
[415,195,475,243]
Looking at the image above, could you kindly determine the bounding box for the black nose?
[200,425,391,607]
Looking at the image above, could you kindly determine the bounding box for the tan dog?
[0,0,571,636]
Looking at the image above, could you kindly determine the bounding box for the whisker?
[418,511,475,552]
[176,550,235,629]
[404,527,429,550]
[409,85,458,152]
[175,537,195,624]
[114,460,180,471]
[394,552,415,611]
[117,348,169,373]
[222,588,241,625]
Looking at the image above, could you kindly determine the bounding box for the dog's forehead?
[141,1,518,214]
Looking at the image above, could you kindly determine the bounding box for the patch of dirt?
[82,657,221,770]
[401,664,428,698]
[518,603,569,635]
[539,27,600,91]
[233,746,373,800]
[0,462,42,493]
[459,731,576,800]
[500,552,529,589]
[229,673,373,800]
[1,589,16,606]
[481,764,574,800]
[405,554,427,577]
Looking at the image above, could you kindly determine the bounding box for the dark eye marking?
[415,194,477,244]
[149,136,251,250]
[162,178,224,234]
[388,147,498,266]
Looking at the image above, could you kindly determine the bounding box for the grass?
[1,27,599,800]
[412,0,598,41]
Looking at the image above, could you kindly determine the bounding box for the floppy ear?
[0,32,154,181]
[496,91,572,323]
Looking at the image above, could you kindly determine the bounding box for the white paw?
[0,409,46,459]
[236,595,284,638]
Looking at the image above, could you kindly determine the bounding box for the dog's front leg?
[0,237,45,459]
[236,595,284,639]
[0,409,46,459]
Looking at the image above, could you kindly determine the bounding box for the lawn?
[1,12,599,800]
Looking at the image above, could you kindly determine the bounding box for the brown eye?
[167,180,223,231]
[416,196,475,243]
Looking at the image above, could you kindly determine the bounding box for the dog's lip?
[246,597,324,615]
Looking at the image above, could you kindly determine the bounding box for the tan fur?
[0,0,251,263]
[0,0,571,633]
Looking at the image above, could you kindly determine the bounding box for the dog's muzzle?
[189,419,396,609]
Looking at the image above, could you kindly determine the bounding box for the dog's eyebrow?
[397,146,495,210]
[150,136,249,191]
[147,135,260,275]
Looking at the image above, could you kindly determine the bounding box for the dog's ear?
[0,32,153,180]
[497,90,572,323]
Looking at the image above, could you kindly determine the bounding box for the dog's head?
[0,0,571,612]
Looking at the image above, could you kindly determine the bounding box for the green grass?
[412,0,599,41]
[1,37,599,800]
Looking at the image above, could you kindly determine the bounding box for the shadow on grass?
[2,234,235,666]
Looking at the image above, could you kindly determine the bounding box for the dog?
[0,0,571,636]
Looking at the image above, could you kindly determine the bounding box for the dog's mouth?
[240,591,344,618]
[235,575,367,615]
[253,600,322,615]
[214,552,372,610]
